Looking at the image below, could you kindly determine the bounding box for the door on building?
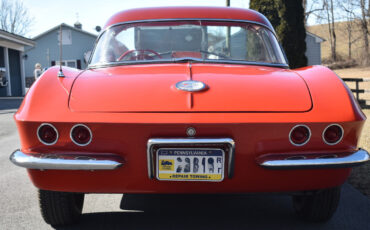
[8,49,22,96]
[0,47,7,97]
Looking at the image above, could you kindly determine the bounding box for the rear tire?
[38,189,84,226]
[292,186,341,222]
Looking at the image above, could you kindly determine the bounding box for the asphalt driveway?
[0,99,369,230]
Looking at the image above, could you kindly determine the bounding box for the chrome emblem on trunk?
[176,80,206,92]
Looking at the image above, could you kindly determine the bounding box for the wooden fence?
[342,78,370,109]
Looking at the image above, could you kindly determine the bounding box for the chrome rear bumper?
[10,150,123,170]
[260,149,369,169]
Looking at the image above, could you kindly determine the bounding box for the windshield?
[90,20,287,66]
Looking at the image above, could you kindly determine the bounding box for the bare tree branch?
[359,0,369,64]
[338,0,359,59]
[303,0,324,25]
[0,0,34,36]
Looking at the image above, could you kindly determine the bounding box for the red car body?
[10,6,369,225]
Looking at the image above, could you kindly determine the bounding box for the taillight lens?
[70,124,92,146]
[289,125,311,146]
[37,123,58,145]
[323,124,343,145]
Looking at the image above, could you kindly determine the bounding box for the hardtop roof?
[104,7,274,32]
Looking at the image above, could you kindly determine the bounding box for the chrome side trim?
[260,149,369,169]
[147,138,235,179]
[10,150,123,170]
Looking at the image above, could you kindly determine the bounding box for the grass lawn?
[335,67,370,78]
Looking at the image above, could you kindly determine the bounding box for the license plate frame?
[156,148,225,182]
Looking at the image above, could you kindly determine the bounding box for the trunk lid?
[69,63,312,113]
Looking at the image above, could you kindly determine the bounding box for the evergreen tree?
[276,0,307,68]
[249,0,308,68]
[249,0,280,30]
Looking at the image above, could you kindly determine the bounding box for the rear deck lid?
[69,63,312,112]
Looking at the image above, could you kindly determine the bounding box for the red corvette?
[10,6,369,226]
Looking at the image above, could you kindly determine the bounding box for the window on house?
[55,60,77,68]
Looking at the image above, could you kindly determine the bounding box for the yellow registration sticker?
[156,148,225,182]
[159,159,174,171]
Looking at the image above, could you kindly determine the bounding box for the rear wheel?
[292,186,341,222]
[38,189,84,226]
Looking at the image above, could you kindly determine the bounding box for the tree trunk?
[348,24,352,59]
[330,0,336,61]
[360,0,369,65]
[325,1,335,62]
[303,0,307,24]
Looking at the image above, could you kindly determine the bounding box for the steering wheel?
[117,49,162,61]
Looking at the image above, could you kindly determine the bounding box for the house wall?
[305,34,321,66]
[25,25,96,78]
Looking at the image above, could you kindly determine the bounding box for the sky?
[23,0,250,38]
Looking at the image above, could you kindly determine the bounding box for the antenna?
[58,24,65,77]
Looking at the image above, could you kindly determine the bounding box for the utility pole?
[226,0,231,55]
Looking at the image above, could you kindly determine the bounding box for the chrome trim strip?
[88,59,289,70]
[70,124,93,146]
[147,138,235,179]
[322,124,344,146]
[37,123,59,146]
[288,124,311,147]
[9,150,123,170]
[260,149,370,169]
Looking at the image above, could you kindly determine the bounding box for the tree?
[320,0,338,61]
[249,0,280,29]
[303,0,323,25]
[250,0,307,68]
[340,0,370,65]
[339,0,361,60]
[0,0,33,36]
[276,0,308,68]
[359,0,369,65]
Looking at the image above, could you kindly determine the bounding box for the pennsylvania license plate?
[156,148,225,182]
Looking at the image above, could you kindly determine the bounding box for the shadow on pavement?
[56,184,370,230]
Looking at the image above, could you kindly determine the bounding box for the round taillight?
[70,124,92,146]
[323,124,343,145]
[289,125,311,146]
[37,123,58,145]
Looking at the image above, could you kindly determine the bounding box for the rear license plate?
[156,148,225,182]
